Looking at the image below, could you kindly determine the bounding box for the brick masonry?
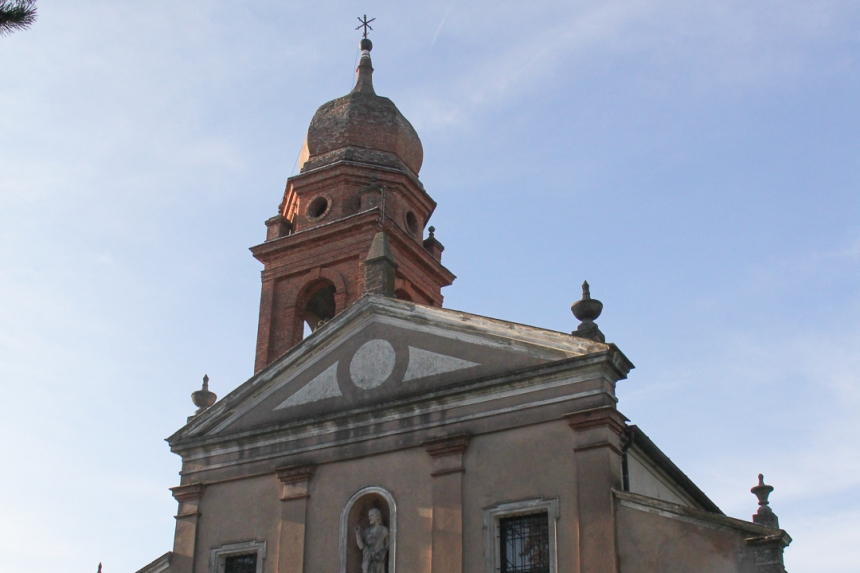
[251,161,456,373]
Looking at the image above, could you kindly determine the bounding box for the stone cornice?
[169,357,621,482]
[250,209,454,287]
[250,210,379,261]
[170,297,630,448]
[175,344,616,446]
[288,159,429,198]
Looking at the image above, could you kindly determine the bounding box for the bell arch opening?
[296,279,337,338]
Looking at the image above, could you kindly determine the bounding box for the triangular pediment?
[174,296,608,442]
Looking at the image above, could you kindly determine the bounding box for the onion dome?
[298,39,424,177]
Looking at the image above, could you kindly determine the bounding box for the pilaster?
[745,534,790,573]
[424,435,470,573]
[275,464,316,573]
[170,483,205,573]
[566,407,628,573]
[254,277,276,373]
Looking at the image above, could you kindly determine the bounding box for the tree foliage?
[0,0,37,36]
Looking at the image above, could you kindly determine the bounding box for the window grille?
[224,553,257,573]
[498,512,550,573]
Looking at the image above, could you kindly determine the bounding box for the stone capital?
[423,434,471,458]
[170,483,206,503]
[565,406,629,454]
[275,464,316,500]
[276,464,316,484]
[566,406,628,433]
[424,434,470,477]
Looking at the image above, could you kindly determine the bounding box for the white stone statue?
[354,508,389,573]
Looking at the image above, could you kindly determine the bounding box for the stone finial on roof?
[191,374,217,416]
[422,226,445,262]
[571,281,605,342]
[751,474,779,528]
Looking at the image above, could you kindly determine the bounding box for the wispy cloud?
[430,6,452,49]
[408,0,860,132]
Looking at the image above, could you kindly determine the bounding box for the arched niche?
[338,486,397,573]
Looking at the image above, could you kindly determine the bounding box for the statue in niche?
[354,508,389,573]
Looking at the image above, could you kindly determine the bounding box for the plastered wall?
[188,419,581,573]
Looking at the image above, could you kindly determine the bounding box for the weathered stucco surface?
[615,491,790,573]
[462,421,579,573]
[617,502,744,573]
[193,476,281,573]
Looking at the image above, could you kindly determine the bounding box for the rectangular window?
[209,539,266,573]
[499,512,550,573]
[224,554,257,573]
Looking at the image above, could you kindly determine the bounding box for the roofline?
[625,424,723,514]
[134,551,171,573]
[167,295,632,446]
[614,489,791,544]
[291,156,426,193]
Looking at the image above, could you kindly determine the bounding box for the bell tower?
[250,36,456,373]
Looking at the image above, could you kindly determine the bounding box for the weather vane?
[356,14,375,39]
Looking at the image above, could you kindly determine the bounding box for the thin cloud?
[430,6,452,49]
[409,0,858,132]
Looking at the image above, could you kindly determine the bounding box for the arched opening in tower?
[297,280,337,338]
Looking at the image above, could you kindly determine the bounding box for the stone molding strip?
[179,387,611,477]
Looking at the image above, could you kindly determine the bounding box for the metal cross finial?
[356,14,375,39]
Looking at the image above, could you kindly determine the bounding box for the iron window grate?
[224,553,257,573]
[499,512,550,573]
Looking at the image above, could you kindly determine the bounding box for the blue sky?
[1,1,858,571]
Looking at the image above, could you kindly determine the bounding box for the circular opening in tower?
[307,196,331,220]
[405,211,419,236]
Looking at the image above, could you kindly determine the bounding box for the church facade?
[137,37,791,573]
